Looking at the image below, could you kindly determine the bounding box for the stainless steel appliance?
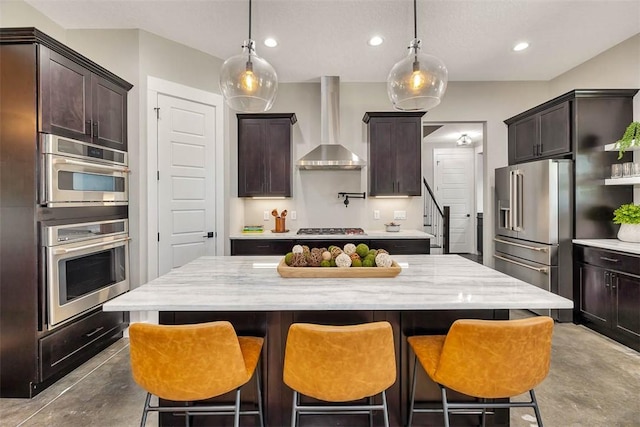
[297,228,366,235]
[494,159,573,321]
[42,219,130,329]
[40,134,128,207]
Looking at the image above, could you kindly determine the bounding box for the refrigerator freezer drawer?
[493,253,555,293]
[494,236,556,265]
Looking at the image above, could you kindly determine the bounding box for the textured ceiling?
[24,0,640,83]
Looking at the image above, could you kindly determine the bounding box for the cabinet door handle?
[600,256,619,263]
[93,121,99,139]
[539,143,543,154]
[84,326,104,338]
[85,120,92,136]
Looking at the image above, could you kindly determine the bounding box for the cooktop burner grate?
[297,228,366,235]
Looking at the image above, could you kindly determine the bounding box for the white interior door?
[434,148,475,254]
[157,94,216,275]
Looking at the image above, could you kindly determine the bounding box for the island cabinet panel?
[39,45,129,151]
[574,245,640,351]
[363,112,424,196]
[369,239,430,254]
[237,113,296,197]
[231,239,293,255]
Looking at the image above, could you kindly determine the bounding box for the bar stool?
[129,321,264,427]
[283,321,396,427]
[407,316,554,427]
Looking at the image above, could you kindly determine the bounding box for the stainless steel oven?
[42,219,130,329]
[40,134,128,207]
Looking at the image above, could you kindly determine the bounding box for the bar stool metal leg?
[530,389,543,427]
[141,392,152,427]
[382,390,390,427]
[407,355,418,427]
[255,361,265,427]
[291,390,298,427]
[440,386,451,427]
[233,389,241,427]
[368,396,374,427]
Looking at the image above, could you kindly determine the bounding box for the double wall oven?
[39,134,130,330]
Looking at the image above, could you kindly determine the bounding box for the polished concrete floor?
[1,311,639,427]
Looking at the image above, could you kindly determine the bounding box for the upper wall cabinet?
[237,113,297,197]
[363,112,425,196]
[505,89,638,166]
[507,101,570,164]
[39,46,129,151]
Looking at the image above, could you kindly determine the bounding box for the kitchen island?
[104,255,572,427]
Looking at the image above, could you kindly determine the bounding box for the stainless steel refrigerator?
[494,159,573,321]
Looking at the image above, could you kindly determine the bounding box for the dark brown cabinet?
[237,113,296,197]
[39,45,129,151]
[0,28,131,398]
[363,112,425,196]
[574,245,639,351]
[230,238,431,255]
[507,101,570,164]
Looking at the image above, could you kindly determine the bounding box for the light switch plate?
[263,211,270,221]
[374,210,380,220]
[291,211,297,220]
[393,210,407,220]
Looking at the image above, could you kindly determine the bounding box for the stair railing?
[423,177,450,254]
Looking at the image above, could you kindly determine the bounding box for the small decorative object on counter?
[385,222,401,232]
[242,225,264,233]
[613,203,640,243]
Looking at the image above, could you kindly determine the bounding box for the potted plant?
[614,121,640,159]
[613,203,640,242]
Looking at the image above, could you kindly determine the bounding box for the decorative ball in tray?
[276,243,401,278]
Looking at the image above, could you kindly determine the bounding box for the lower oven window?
[59,246,126,304]
[58,171,125,192]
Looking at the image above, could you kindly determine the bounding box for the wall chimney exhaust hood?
[297,76,366,170]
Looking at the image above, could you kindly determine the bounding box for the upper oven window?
[40,134,129,207]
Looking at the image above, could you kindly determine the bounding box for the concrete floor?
[1,311,639,427]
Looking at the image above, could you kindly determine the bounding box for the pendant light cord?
[413,0,417,39]
[248,0,252,40]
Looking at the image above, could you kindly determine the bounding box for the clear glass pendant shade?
[387,39,448,111]
[219,40,278,112]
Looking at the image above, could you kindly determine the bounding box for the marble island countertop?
[230,229,435,239]
[103,255,573,312]
[573,239,640,255]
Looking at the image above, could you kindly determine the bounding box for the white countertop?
[230,229,435,239]
[103,255,573,312]
[573,239,640,255]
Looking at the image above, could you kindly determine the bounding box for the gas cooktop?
[297,228,366,235]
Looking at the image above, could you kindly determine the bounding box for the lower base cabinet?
[231,238,430,256]
[574,245,640,351]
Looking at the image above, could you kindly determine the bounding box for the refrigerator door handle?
[493,237,549,252]
[513,170,523,231]
[493,254,549,274]
[508,170,514,230]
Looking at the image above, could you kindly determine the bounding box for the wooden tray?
[276,258,401,278]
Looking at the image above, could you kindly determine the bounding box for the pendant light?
[457,134,472,146]
[387,0,447,111]
[219,0,278,112]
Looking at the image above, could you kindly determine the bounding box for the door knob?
[203,232,214,238]
[466,214,471,217]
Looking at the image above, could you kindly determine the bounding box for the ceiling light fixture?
[457,134,472,146]
[219,0,278,112]
[387,0,447,111]
[513,42,530,52]
[368,36,384,47]
[264,38,278,48]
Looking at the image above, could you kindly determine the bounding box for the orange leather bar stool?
[407,317,554,427]
[283,321,396,427]
[129,321,264,427]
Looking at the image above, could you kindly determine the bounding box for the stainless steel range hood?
[297,76,366,170]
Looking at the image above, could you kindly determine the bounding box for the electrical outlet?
[374,210,380,220]
[393,210,407,220]
[291,211,297,220]
[263,210,269,221]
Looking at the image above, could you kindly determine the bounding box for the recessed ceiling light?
[264,38,278,48]
[368,36,384,47]
[513,42,530,52]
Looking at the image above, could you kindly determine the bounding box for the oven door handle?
[493,254,548,274]
[53,237,130,255]
[53,157,130,174]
